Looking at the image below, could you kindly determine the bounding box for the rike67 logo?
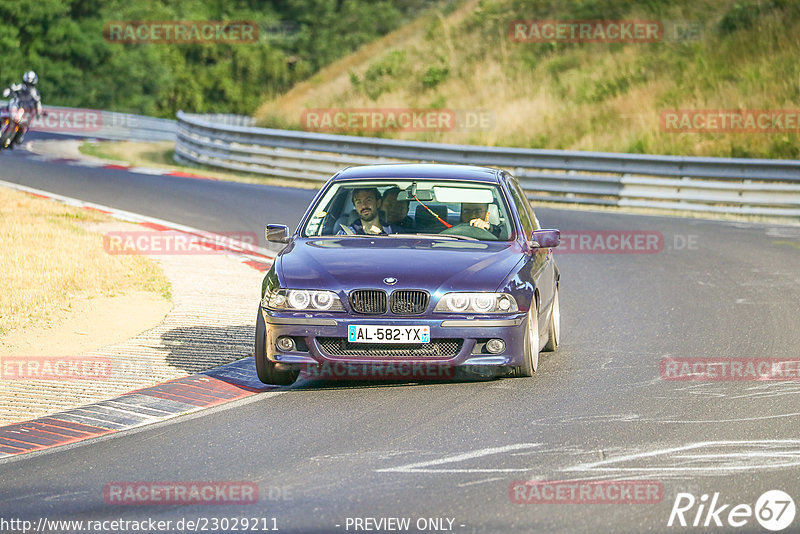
[668,490,796,531]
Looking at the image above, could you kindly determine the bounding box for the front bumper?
[260,307,527,370]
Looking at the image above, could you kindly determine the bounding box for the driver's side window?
[508,180,535,239]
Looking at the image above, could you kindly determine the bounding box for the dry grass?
[253,0,800,158]
[255,0,482,122]
[0,188,171,337]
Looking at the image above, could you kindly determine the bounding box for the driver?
[343,187,393,235]
[460,203,502,238]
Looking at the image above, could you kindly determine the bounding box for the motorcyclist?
[2,71,42,147]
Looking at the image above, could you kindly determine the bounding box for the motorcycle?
[0,94,26,150]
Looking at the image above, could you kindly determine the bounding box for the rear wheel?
[516,301,539,377]
[543,286,560,352]
[255,309,299,385]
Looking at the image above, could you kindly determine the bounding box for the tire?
[516,300,539,377]
[543,286,560,352]
[255,309,299,386]
[11,128,23,147]
[0,121,12,149]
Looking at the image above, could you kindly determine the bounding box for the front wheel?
[255,309,299,386]
[516,301,540,377]
[0,120,13,149]
[543,287,560,352]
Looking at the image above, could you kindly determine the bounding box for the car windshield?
[301,179,515,241]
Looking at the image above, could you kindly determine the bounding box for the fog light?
[276,336,296,352]
[486,338,505,354]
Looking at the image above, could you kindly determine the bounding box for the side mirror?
[266,224,290,244]
[529,229,560,249]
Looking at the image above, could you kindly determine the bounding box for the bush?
[361,50,409,100]
[421,65,449,89]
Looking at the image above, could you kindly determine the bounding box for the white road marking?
[645,412,800,424]
[564,440,800,473]
[376,443,541,473]
[456,477,506,487]
[528,409,800,425]
[127,167,170,175]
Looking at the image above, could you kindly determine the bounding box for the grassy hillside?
[255,0,800,158]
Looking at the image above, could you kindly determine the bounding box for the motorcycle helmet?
[22,71,38,87]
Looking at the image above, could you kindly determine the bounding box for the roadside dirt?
[1,291,171,357]
[0,215,264,426]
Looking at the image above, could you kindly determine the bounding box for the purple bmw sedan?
[256,164,561,385]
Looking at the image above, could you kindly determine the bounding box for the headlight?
[448,293,470,312]
[472,294,495,313]
[288,290,310,309]
[311,291,335,310]
[434,293,518,314]
[262,289,344,312]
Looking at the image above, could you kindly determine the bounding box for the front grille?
[390,290,429,315]
[318,338,462,358]
[350,290,387,314]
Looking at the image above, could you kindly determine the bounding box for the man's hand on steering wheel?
[469,218,491,231]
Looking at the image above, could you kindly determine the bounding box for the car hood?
[276,237,523,293]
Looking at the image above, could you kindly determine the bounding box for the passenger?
[341,187,393,235]
[380,187,414,233]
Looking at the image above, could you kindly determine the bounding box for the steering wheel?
[439,223,497,240]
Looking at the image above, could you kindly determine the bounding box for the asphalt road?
[2,133,318,248]
[2,137,800,533]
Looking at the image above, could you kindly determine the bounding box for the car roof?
[332,164,504,184]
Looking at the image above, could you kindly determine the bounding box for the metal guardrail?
[170,110,797,217]
[30,105,178,142]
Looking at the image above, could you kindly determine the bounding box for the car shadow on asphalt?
[291,365,504,390]
[159,323,504,392]
[160,323,255,375]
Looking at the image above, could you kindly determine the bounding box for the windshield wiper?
[335,234,387,238]
[328,233,478,241]
[411,233,478,241]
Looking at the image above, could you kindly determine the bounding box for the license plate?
[348,325,430,344]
